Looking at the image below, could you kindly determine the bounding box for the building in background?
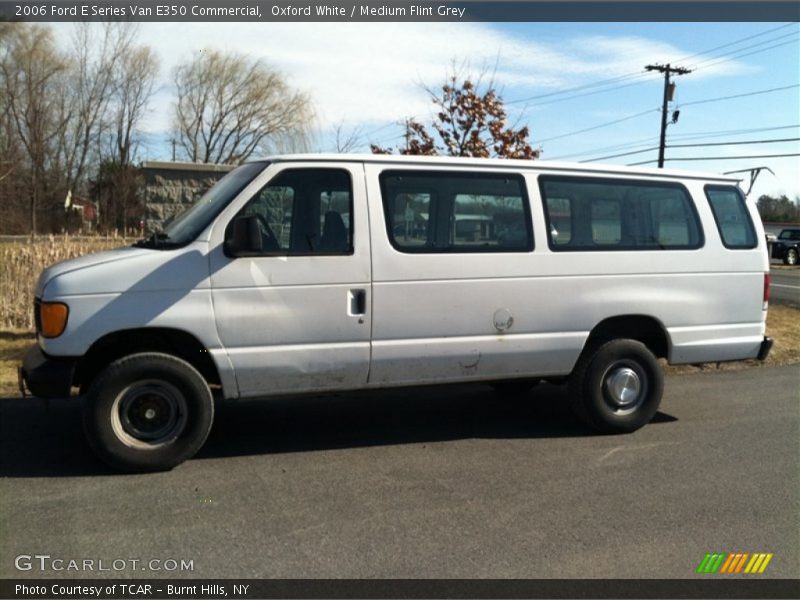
[141,161,234,232]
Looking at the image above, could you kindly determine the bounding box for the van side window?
[235,168,353,255]
[379,170,533,253]
[704,186,757,249]
[539,176,703,251]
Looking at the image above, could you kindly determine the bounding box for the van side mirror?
[226,214,263,255]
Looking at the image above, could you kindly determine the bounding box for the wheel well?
[584,315,669,359]
[75,328,221,392]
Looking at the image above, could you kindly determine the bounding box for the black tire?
[83,353,214,472]
[568,339,663,433]
[491,379,539,398]
[784,248,798,266]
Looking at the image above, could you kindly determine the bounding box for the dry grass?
[0,236,125,330]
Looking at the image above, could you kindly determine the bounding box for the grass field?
[0,236,126,330]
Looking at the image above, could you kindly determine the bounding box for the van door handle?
[349,289,367,316]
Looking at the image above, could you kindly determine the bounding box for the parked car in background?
[771,227,800,265]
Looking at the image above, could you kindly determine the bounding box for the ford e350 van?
[20,155,773,471]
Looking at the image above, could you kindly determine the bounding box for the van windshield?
[137,161,269,248]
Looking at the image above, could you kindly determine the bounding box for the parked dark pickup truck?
[771,228,800,265]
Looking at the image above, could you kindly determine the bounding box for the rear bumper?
[757,336,774,361]
[20,346,77,398]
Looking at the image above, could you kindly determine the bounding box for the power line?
[549,129,800,162]
[676,153,800,161]
[546,135,659,160]
[531,36,800,112]
[627,158,663,166]
[630,153,800,165]
[667,137,800,148]
[687,30,799,69]
[360,28,799,153]
[578,138,799,164]
[521,76,660,108]
[679,83,800,107]
[675,23,796,63]
[580,146,661,163]
[667,124,800,140]
[691,37,800,73]
[506,71,651,105]
[508,23,798,108]
[532,108,659,144]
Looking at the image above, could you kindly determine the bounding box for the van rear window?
[539,176,703,251]
[704,186,757,249]
[379,170,533,253]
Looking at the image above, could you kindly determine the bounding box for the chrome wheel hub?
[605,366,642,408]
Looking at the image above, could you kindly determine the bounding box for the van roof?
[259,153,740,184]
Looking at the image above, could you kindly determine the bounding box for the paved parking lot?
[1,366,798,579]
[770,265,800,306]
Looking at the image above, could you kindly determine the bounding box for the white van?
[20,155,773,471]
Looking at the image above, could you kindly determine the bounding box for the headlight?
[40,302,69,338]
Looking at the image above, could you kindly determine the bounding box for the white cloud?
[49,22,748,134]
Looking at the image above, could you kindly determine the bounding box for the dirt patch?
[0,329,35,397]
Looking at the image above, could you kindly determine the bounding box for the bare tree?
[332,120,364,153]
[372,72,539,160]
[0,24,70,236]
[61,23,143,195]
[92,38,159,235]
[108,43,159,166]
[173,50,313,164]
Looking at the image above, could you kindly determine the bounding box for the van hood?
[36,244,210,298]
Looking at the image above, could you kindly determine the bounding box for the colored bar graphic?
[734,553,749,573]
[719,554,735,573]
[745,554,759,573]
[697,552,772,575]
[758,554,773,573]
[711,553,726,573]
[696,554,712,574]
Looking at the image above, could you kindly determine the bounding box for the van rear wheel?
[569,339,662,433]
[83,353,214,472]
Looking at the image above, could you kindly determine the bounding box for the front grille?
[34,298,42,333]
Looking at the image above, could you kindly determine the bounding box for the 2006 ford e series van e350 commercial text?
[20,155,773,472]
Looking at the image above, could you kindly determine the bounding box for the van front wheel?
[83,353,214,472]
[569,339,663,433]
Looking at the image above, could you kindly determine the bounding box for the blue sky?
[51,21,800,200]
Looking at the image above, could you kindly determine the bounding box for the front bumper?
[20,346,77,398]
[757,336,774,361]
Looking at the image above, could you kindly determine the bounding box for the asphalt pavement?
[770,265,800,306]
[1,366,798,579]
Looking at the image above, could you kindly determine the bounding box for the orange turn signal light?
[40,302,69,338]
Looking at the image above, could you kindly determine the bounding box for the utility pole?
[645,63,692,168]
